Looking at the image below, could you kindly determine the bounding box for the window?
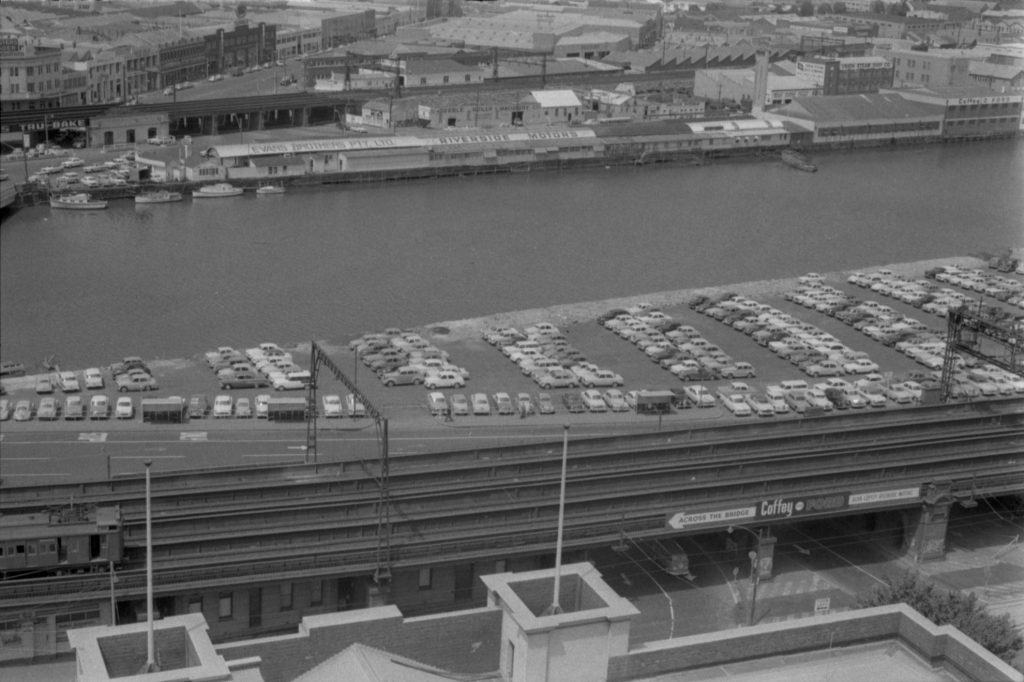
[418,568,432,590]
[188,597,203,613]
[218,593,233,620]
[310,580,323,605]
[495,560,507,573]
[443,75,450,84]
[465,74,471,82]
[280,582,293,610]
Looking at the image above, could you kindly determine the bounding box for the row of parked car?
[29,358,158,395]
[785,277,1022,399]
[1,394,134,422]
[927,264,1024,308]
[349,329,470,389]
[597,304,757,382]
[204,343,311,391]
[484,323,625,390]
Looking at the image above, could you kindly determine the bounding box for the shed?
[267,397,308,422]
[141,397,187,424]
[636,389,674,414]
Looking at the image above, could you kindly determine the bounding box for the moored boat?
[192,182,244,198]
[781,149,817,173]
[256,183,285,195]
[50,193,108,210]
[135,190,184,204]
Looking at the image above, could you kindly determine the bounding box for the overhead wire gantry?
[305,341,392,585]
[940,302,1024,402]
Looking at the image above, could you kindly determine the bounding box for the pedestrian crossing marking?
[180,431,208,441]
[78,432,108,442]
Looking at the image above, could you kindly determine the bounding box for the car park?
[37,397,58,420]
[450,393,470,416]
[89,395,110,419]
[471,393,491,415]
[322,394,344,418]
[536,392,556,414]
[83,368,104,389]
[14,400,33,421]
[428,392,449,416]
[57,371,81,392]
[345,393,366,417]
[115,397,134,419]
[213,395,233,418]
[235,398,253,418]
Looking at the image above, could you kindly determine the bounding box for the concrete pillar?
[904,482,954,562]
[210,115,218,136]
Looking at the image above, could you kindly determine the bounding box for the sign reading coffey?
[756,493,847,520]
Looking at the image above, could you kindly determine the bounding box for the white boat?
[256,184,285,195]
[135,190,184,204]
[192,182,243,198]
[50,193,108,210]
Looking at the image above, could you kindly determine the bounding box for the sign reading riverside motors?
[667,488,919,530]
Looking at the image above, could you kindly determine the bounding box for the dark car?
[220,374,271,390]
[111,356,149,377]
[561,392,585,413]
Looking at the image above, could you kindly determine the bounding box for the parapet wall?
[216,605,502,682]
[606,604,1022,682]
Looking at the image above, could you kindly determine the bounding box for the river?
[1,140,1022,369]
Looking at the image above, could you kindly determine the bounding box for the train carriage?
[0,505,123,577]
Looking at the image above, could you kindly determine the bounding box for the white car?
[804,388,834,411]
[882,383,916,404]
[842,358,880,374]
[450,393,470,416]
[580,369,623,388]
[269,371,305,391]
[213,395,233,418]
[345,393,366,417]
[603,389,630,412]
[322,394,344,418]
[57,371,80,392]
[683,384,715,408]
[424,370,465,389]
[718,393,752,417]
[471,393,491,415]
[255,394,271,418]
[580,389,608,412]
[744,394,775,417]
[427,391,449,416]
[115,396,134,419]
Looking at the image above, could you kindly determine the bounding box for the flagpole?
[549,424,569,615]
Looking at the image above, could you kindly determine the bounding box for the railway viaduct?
[1,398,1021,655]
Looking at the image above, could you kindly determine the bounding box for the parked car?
[603,389,629,412]
[189,394,210,418]
[720,362,756,379]
[424,370,465,389]
[515,393,535,416]
[115,396,134,419]
[450,393,470,416]
[35,375,54,394]
[64,395,85,420]
[580,389,608,412]
[345,393,366,417]
[380,367,424,387]
[580,369,624,388]
[14,400,33,421]
[57,371,80,392]
[682,385,715,408]
[427,391,449,416]
[37,397,58,420]
[213,395,233,418]
[89,395,110,419]
[493,392,515,415]
[0,399,9,421]
[268,372,304,391]
[744,394,775,417]
[562,392,586,413]
[536,392,556,415]
[255,394,271,419]
[235,397,253,418]
[83,367,105,389]
[471,393,491,415]
[537,368,579,389]
[322,394,344,418]
[717,393,752,417]
[116,373,158,392]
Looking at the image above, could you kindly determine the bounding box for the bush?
[860,570,1023,664]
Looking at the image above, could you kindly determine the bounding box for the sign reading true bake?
[757,493,847,520]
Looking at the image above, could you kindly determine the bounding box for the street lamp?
[728,525,763,626]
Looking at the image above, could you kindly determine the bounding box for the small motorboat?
[135,190,184,204]
[256,184,285,195]
[50,193,108,210]
[192,182,244,198]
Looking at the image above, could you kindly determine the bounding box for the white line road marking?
[179,432,208,441]
[242,453,307,458]
[112,455,185,460]
[2,457,51,461]
[3,473,72,477]
[78,432,108,442]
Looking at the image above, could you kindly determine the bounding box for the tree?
[798,0,815,15]
[860,571,1023,665]
[817,2,833,12]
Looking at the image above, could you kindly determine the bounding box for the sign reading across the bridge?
[756,493,848,520]
[849,487,920,506]
[667,506,756,529]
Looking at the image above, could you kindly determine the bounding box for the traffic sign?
[814,597,831,615]
[666,506,756,529]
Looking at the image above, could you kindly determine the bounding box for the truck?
[141,397,187,424]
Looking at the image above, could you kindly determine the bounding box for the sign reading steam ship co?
[667,488,919,530]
